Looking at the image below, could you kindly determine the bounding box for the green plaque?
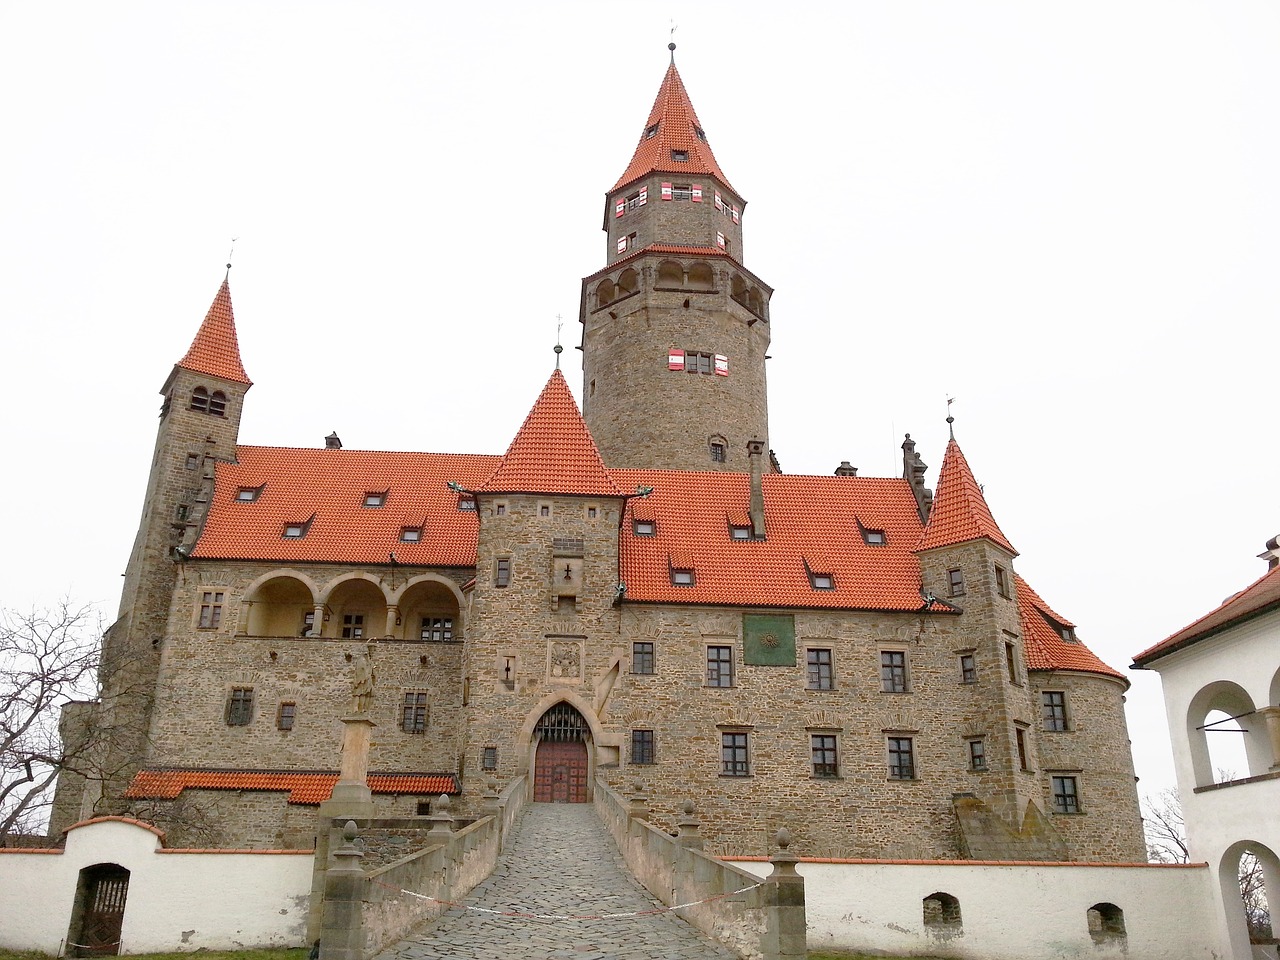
[742,614,796,666]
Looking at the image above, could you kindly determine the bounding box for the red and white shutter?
[617,236,628,254]
[731,206,740,224]
[661,182,673,200]
[714,354,729,376]
[638,186,648,205]
[615,199,625,218]
[668,349,685,370]
[714,191,723,211]
[716,231,725,249]
[691,184,703,202]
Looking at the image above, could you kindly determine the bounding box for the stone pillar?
[323,716,377,818]
[676,799,703,851]
[427,793,455,840]
[1258,706,1280,769]
[628,778,648,820]
[762,828,806,960]
[320,820,366,960]
[385,605,399,639]
[312,603,326,638]
[482,779,503,845]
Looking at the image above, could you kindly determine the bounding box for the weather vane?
[669,20,678,58]
[226,237,238,274]
[554,314,564,370]
[946,396,956,440]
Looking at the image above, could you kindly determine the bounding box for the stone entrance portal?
[532,703,590,803]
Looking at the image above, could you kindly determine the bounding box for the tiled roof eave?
[1132,597,1280,668]
[914,533,1020,558]
[1029,664,1129,686]
[618,598,960,615]
[475,489,626,499]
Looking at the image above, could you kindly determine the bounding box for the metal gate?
[76,865,130,956]
[532,703,589,803]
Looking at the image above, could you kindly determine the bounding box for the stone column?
[676,799,703,850]
[762,828,806,960]
[319,820,366,960]
[1258,706,1280,769]
[385,605,399,639]
[322,715,377,817]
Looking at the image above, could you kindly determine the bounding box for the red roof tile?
[125,769,459,806]
[177,276,252,385]
[191,447,500,564]
[1017,574,1124,682]
[477,370,623,497]
[612,61,738,196]
[1133,564,1280,666]
[917,440,1017,555]
[614,470,950,611]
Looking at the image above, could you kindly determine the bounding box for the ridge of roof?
[177,276,252,385]
[1133,564,1280,666]
[611,61,738,196]
[1016,574,1124,683]
[477,370,623,497]
[917,440,1016,555]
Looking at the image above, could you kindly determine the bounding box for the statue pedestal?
[320,715,377,819]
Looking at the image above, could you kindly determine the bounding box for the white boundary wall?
[729,857,1222,960]
[0,818,313,954]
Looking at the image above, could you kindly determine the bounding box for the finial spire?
[669,20,677,62]
[946,397,956,440]
[553,314,564,370]
[226,237,238,279]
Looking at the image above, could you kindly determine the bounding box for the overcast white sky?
[2,2,1277,797]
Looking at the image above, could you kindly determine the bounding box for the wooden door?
[534,739,588,802]
[77,866,130,956]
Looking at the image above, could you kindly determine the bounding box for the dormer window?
[693,125,706,142]
[861,526,886,546]
[633,520,656,536]
[671,568,694,586]
[400,526,422,542]
[730,525,751,540]
[363,491,387,508]
[283,519,311,539]
[235,485,263,503]
[671,149,688,162]
[809,571,835,590]
[644,123,659,139]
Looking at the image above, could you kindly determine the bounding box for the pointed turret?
[918,440,1017,555]
[176,273,252,385]
[479,370,622,497]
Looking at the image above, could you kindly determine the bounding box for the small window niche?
[923,892,963,934]
[1087,903,1126,945]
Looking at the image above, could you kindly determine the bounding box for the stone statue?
[350,644,375,713]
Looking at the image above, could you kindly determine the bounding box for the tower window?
[671,149,689,162]
[277,702,296,731]
[190,387,209,412]
[208,391,227,416]
[685,351,713,374]
[994,564,1010,598]
[644,123,659,139]
[1015,726,1029,770]
[672,184,692,201]
[710,441,726,463]
[693,125,706,142]
[948,568,965,597]
[185,453,199,470]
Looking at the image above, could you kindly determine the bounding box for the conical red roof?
[478,370,623,497]
[612,59,737,195]
[177,276,251,385]
[917,440,1016,555]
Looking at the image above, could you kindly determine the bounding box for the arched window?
[190,386,209,412]
[922,892,962,931]
[617,268,639,296]
[208,391,227,416]
[1087,903,1126,943]
[656,260,684,288]
[595,279,615,310]
[686,261,714,290]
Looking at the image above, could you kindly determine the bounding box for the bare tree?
[0,601,102,841]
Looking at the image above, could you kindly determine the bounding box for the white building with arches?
[1133,546,1280,960]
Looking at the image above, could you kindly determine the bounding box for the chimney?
[834,461,858,477]
[747,439,767,539]
[901,434,933,522]
[325,432,343,449]
[1258,534,1280,571]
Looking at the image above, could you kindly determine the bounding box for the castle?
[53,50,1145,862]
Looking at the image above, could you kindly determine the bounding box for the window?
[400,526,422,542]
[671,568,694,586]
[1051,775,1080,813]
[1005,641,1019,684]
[587,506,598,519]
[672,184,692,201]
[710,441,726,463]
[190,387,209,412]
[948,568,965,597]
[633,520,655,536]
[283,519,310,539]
[277,702,296,731]
[811,734,839,778]
[706,645,734,687]
[1087,903,1126,943]
[685,351,713,374]
[631,641,655,675]
[236,486,261,502]
[482,746,497,770]
[402,692,429,733]
[198,591,224,629]
[968,738,987,770]
[420,617,453,642]
[631,729,655,765]
[888,736,915,779]
[539,504,550,517]
[730,524,751,540]
[208,391,227,416]
[880,650,908,693]
[1042,691,1068,731]
[175,504,189,522]
[226,688,253,726]
[721,731,749,776]
[862,528,886,546]
[693,125,706,142]
[341,614,364,639]
[364,492,386,508]
[644,123,658,139]
[1015,726,1029,770]
[495,503,506,516]
[960,653,977,684]
[495,558,511,588]
[994,564,1010,598]
[185,453,199,470]
[300,610,315,637]
[806,648,834,690]
[672,149,689,162]
[458,497,476,511]
[809,571,835,590]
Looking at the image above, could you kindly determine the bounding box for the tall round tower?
[579,47,772,472]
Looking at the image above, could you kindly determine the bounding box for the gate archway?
[532,702,590,803]
[68,863,130,956]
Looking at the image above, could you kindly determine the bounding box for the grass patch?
[0,951,307,960]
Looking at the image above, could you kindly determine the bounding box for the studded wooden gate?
[532,703,589,803]
[75,865,130,956]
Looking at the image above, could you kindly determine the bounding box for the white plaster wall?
[729,859,1218,960]
[0,819,313,954]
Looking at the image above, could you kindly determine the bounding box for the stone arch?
[748,287,765,317]
[517,689,606,749]
[730,273,748,302]
[394,575,464,641]
[319,573,391,639]
[1086,902,1126,944]
[594,278,615,310]
[922,891,962,932]
[617,267,639,296]
[1186,680,1270,785]
[686,261,714,290]
[242,572,318,637]
[388,573,466,609]
[1270,663,1280,714]
[522,696,600,804]
[1219,839,1278,957]
[189,385,209,412]
[208,390,227,416]
[656,260,684,288]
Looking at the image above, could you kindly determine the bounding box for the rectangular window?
[862,529,885,545]
[1051,775,1080,813]
[880,650,908,693]
[458,497,476,511]
[806,648,834,690]
[721,732,749,776]
[400,526,422,542]
[300,610,316,637]
[994,564,1010,598]
[811,734,839,778]
[482,746,498,770]
[1016,726,1029,770]
[948,568,965,597]
[631,729,655,765]
[277,702,296,731]
[420,617,454,642]
[363,492,386,508]
[809,572,835,590]
[402,692,429,733]
[671,568,694,586]
[284,522,307,538]
[341,614,364,639]
[888,736,915,780]
[673,184,692,201]
[730,525,751,540]
[198,591,224,629]
[185,453,199,470]
[236,487,260,502]
[710,442,726,463]
[960,653,977,684]
[1042,691,1068,731]
[685,351,713,374]
[632,641,655,675]
[1005,641,1019,684]
[495,557,511,588]
[226,688,253,726]
[968,738,986,770]
[539,504,550,517]
[633,520,656,536]
[706,645,734,687]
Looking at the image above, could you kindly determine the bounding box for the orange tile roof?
[614,469,950,611]
[1133,564,1280,666]
[477,370,623,497]
[177,276,252,385]
[1017,574,1124,682]
[191,447,500,564]
[612,60,739,196]
[125,768,459,806]
[917,440,1017,555]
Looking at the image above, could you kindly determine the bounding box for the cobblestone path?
[373,803,741,960]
